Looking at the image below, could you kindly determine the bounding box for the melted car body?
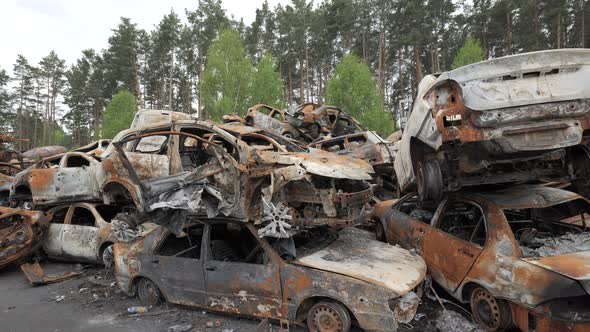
[114,222,425,332]
[395,49,590,201]
[373,185,590,331]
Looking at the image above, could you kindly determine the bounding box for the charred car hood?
[435,49,590,111]
[294,228,426,294]
[257,150,374,181]
[524,251,590,282]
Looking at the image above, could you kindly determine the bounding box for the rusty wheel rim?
[473,289,501,330]
[138,279,161,305]
[311,305,344,332]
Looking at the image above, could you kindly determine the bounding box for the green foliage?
[201,29,253,120]
[326,54,393,136]
[103,90,137,139]
[250,53,284,107]
[452,37,484,69]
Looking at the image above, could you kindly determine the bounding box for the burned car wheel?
[136,278,162,305]
[417,160,443,202]
[307,301,351,332]
[470,287,512,331]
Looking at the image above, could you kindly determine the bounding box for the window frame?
[433,198,488,248]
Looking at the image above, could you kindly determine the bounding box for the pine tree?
[12,55,35,151]
[103,17,142,99]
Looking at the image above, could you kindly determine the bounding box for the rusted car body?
[21,146,67,162]
[99,120,374,238]
[0,163,20,205]
[0,207,48,269]
[395,49,590,201]
[10,152,106,207]
[73,139,111,157]
[245,104,363,143]
[373,185,590,331]
[310,131,398,198]
[114,222,426,331]
[245,104,304,140]
[130,109,194,130]
[42,203,121,266]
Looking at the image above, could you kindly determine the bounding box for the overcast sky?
[0,0,288,73]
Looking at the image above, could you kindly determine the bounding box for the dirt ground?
[0,261,481,332]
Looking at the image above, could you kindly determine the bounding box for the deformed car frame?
[114,221,426,332]
[100,120,375,238]
[395,49,590,201]
[373,185,590,331]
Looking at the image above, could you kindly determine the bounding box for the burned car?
[310,131,398,198]
[0,207,48,269]
[0,163,20,205]
[373,185,590,331]
[245,104,363,143]
[42,203,122,266]
[99,120,374,238]
[395,49,590,201]
[114,222,426,332]
[10,152,106,207]
[72,139,111,157]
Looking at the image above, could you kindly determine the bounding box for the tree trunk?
[378,28,384,95]
[557,12,562,48]
[169,51,174,111]
[414,46,423,83]
[288,63,292,105]
[305,47,311,103]
[18,80,23,152]
[300,59,304,104]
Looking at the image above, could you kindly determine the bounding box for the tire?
[307,301,351,332]
[416,159,443,202]
[375,221,386,243]
[136,278,162,305]
[470,287,512,331]
[101,244,114,269]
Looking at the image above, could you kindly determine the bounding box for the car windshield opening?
[504,198,590,257]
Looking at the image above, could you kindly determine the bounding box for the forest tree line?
[0,0,587,150]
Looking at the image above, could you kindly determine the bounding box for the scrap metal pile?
[2,49,590,332]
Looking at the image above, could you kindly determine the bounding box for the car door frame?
[202,223,283,318]
[60,204,102,262]
[148,224,207,307]
[42,205,73,259]
[55,153,101,203]
[423,197,486,292]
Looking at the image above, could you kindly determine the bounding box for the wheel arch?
[102,180,141,207]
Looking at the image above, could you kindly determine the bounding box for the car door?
[421,198,486,292]
[55,154,100,202]
[42,206,71,258]
[204,224,282,318]
[28,156,62,202]
[124,134,171,179]
[150,224,206,306]
[60,205,101,262]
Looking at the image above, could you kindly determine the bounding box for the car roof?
[469,185,584,209]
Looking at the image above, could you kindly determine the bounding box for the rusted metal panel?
[21,146,67,161]
[20,261,81,286]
